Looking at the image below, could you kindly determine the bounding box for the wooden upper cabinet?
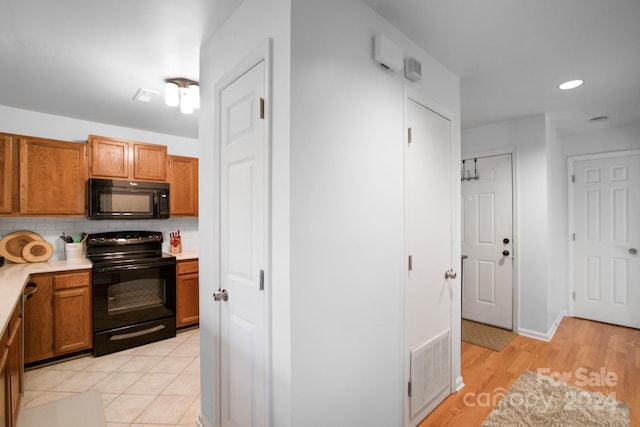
[133,142,167,181]
[88,135,167,182]
[0,134,17,214]
[169,155,198,216]
[88,135,129,178]
[19,137,87,216]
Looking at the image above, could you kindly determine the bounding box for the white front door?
[404,96,454,426]
[219,60,268,427]
[461,154,514,330]
[572,152,640,329]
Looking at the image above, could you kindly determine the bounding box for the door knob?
[502,250,510,257]
[445,269,457,279]
[630,248,638,255]
[213,289,229,302]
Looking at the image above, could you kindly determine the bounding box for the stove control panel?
[87,231,164,246]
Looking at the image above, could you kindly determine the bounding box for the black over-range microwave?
[88,178,170,219]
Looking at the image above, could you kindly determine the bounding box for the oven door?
[92,260,176,355]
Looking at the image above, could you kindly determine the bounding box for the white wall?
[0,105,199,157]
[198,0,291,425]
[290,1,460,426]
[200,0,460,426]
[462,115,551,336]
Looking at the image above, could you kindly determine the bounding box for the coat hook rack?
[461,158,479,181]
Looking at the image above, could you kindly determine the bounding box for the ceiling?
[1,1,639,139]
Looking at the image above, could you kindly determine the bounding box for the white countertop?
[0,258,93,336]
[171,250,199,261]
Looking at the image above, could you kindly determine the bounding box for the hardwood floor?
[420,317,640,426]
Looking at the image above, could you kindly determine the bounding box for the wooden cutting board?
[22,240,54,262]
[0,231,45,263]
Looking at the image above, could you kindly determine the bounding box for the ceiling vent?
[133,88,158,103]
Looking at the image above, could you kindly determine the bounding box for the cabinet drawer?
[54,270,91,290]
[177,260,199,275]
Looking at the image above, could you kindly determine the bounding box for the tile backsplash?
[0,217,198,261]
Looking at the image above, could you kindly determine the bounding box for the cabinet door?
[88,135,130,178]
[53,286,92,354]
[19,138,87,215]
[133,143,167,181]
[1,330,8,427]
[177,273,200,327]
[6,310,21,427]
[169,156,198,216]
[23,276,54,364]
[177,260,199,328]
[53,271,92,355]
[0,135,15,214]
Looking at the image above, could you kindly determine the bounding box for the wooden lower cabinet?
[24,270,92,364]
[176,259,199,328]
[1,326,8,427]
[2,301,22,427]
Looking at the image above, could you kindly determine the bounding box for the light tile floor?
[21,328,201,427]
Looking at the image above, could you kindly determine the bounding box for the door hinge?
[259,97,265,120]
[259,269,264,291]
[408,255,413,272]
[408,127,412,145]
[572,291,575,300]
[572,174,575,183]
[572,233,576,241]
[408,381,412,397]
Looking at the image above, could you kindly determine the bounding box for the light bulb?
[179,87,193,114]
[188,84,200,109]
[164,82,179,107]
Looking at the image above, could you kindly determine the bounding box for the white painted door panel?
[573,154,640,328]
[404,98,453,426]
[220,61,267,427]
[461,154,513,329]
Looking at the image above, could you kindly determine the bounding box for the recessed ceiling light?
[133,88,158,103]
[559,79,584,90]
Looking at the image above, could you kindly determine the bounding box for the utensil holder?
[64,242,85,261]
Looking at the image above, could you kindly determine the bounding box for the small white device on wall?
[373,33,403,73]
[405,57,422,82]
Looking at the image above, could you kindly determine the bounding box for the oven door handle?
[93,261,175,274]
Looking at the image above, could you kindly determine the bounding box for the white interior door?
[461,154,514,330]
[572,152,640,328]
[404,97,453,426]
[219,60,268,427]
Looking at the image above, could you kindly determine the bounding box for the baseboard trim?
[197,413,213,427]
[518,312,566,342]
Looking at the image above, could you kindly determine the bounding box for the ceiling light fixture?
[165,78,199,114]
[558,79,584,90]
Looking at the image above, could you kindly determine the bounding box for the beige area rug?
[462,319,516,351]
[18,389,106,427]
[483,371,630,426]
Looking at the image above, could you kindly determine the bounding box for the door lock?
[630,248,638,255]
[445,269,457,279]
[213,289,229,302]
[503,238,510,244]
